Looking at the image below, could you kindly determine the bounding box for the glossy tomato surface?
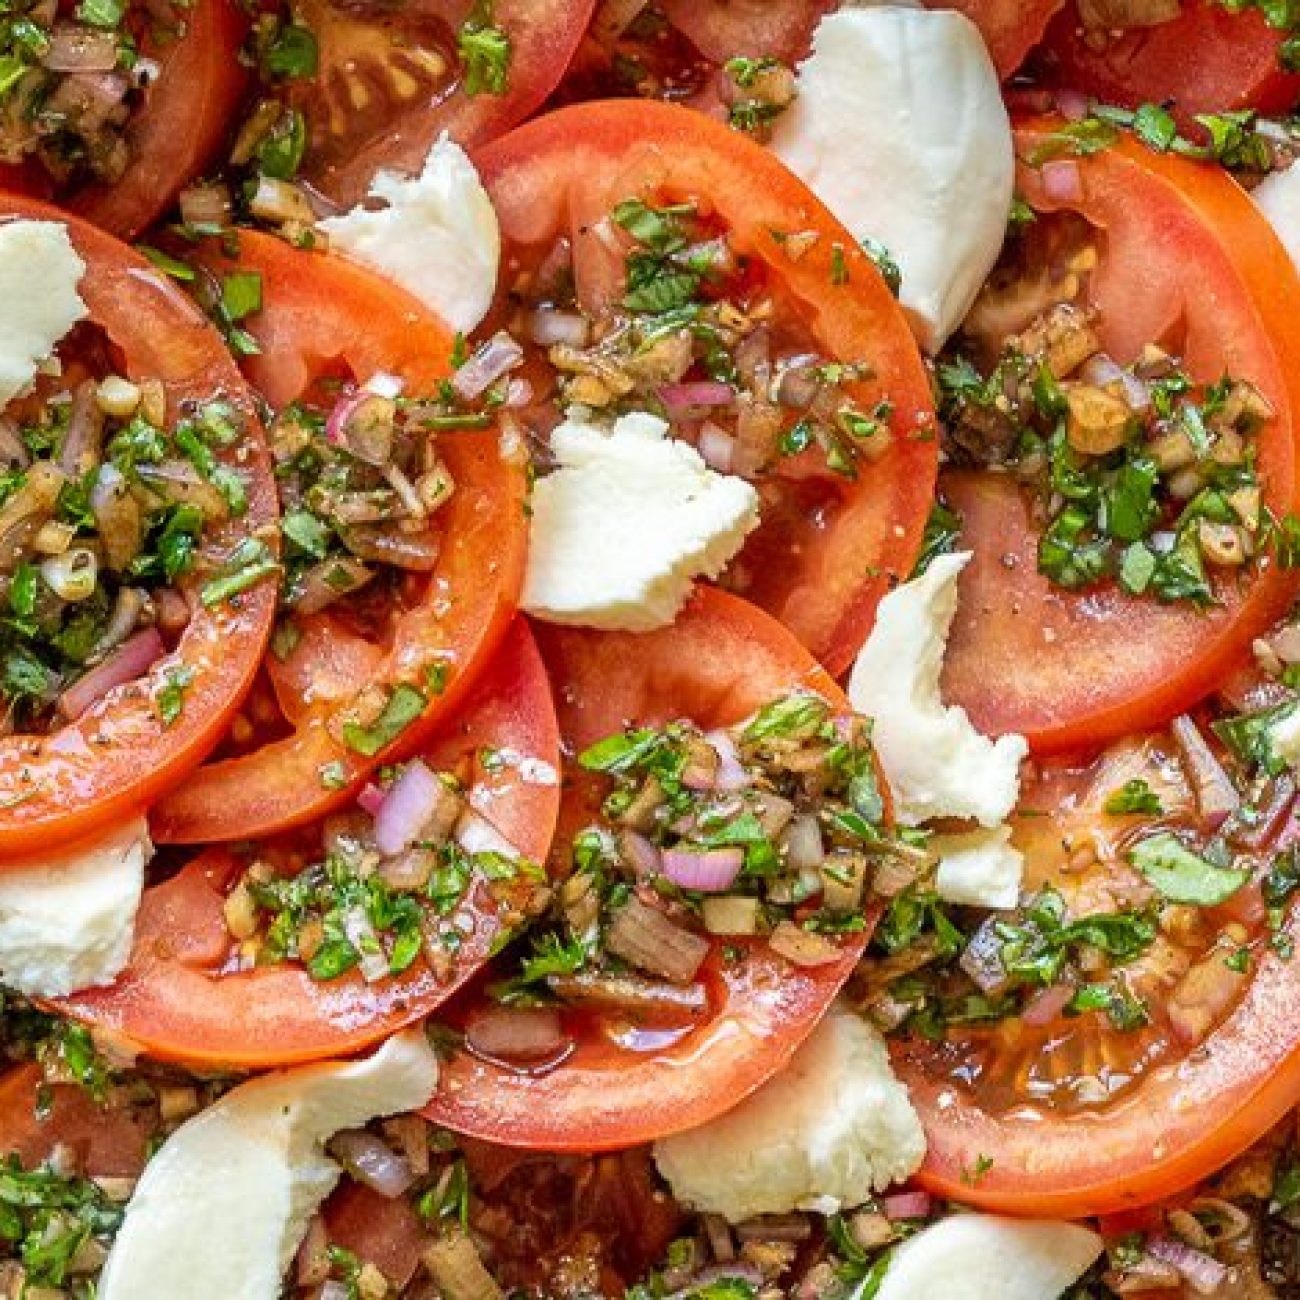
[941,118,1300,753]
[424,588,869,1150]
[476,99,936,676]
[60,621,559,1068]
[0,201,276,857]
[931,0,1063,78]
[151,231,528,844]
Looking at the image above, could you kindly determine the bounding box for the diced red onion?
[59,628,164,721]
[1041,159,1083,204]
[357,783,385,817]
[659,381,734,413]
[451,331,524,402]
[466,1006,571,1066]
[661,847,743,893]
[325,392,394,466]
[959,919,1008,994]
[618,829,662,878]
[704,730,749,792]
[1022,984,1073,1027]
[342,906,389,983]
[526,308,589,349]
[1056,89,1090,121]
[1171,714,1239,828]
[43,23,119,72]
[1145,1237,1229,1294]
[1081,353,1151,412]
[320,1281,352,1300]
[503,376,534,409]
[179,183,232,230]
[883,1191,932,1221]
[329,1130,415,1199]
[324,390,373,450]
[783,815,824,873]
[697,422,736,474]
[373,759,441,856]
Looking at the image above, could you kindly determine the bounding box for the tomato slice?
[1040,1,1300,122]
[68,0,248,237]
[57,619,559,1069]
[150,231,528,844]
[288,0,595,207]
[0,1064,150,1179]
[929,0,1063,79]
[893,736,1300,1219]
[657,0,830,64]
[940,119,1300,753]
[0,201,277,857]
[422,588,868,1150]
[476,99,936,676]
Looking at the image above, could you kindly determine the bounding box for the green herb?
[1104,778,1164,816]
[1129,832,1250,906]
[912,500,962,578]
[200,538,279,607]
[221,272,262,323]
[830,243,849,285]
[76,0,124,28]
[254,106,307,180]
[1067,980,1149,1031]
[260,21,318,79]
[458,0,511,96]
[156,665,195,728]
[341,683,427,756]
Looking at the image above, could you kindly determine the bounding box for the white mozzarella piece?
[320,136,500,334]
[1253,163,1300,275]
[522,411,760,632]
[770,4,1013,352]
[653,1006,925,1222]
[933,825,1024,910]
[1268,701,1300,770]
[848,552,1027,827]
[875,1213,1104,1300]
[0,819,149,997]
[0,219,88,405]
[98,1031,438,1300]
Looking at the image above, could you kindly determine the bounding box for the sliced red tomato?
[929,0,1063,79]
[69,0,248,236]
[476,99,936,677]
[288,0,595,207]
[940,119,1300,753]
[423,589,869,1150]
[58,620,559,1069]
[658,0,830,64]
[894,737,1300,1218]
[0,201,277,857]
[0,1064,150,1178]
[1040,1,1300,121]
[150,231,528,844]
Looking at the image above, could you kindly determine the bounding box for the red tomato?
[1040,1,1300,121]
[658,0,831,64]
[57,620,560,1069]
[0,202,277,857]
[150,231,529,844]
[928,0,1063,78]
[423,589,869,1151]
[475,99,937,677]
[289,0,596,207]
[0,1065,150,1178]
[941,119,1300,753]
[69,0,249,236]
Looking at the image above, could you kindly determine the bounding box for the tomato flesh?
[150,231,529,844]
[940,119,1300,753]
[929,0,1063,79]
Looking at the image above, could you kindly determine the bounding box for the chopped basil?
[1104,778,1164,817]
[458,0,511,96]
[259,20,318,79]
[221,272,263,323]
[341,683,427,756]
[200,538,279,607]
[156,665,195,728]
[1130,832,1250,906]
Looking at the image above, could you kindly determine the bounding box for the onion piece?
[373,758,445,856]
[783,815,824,873]
[659,381,734,413]
[606,896,711,983]
[1171,714,1239,827]
[960,919,1008,994]
[1145,1237,1229,1295]
[451,331,524,402]
[548,971,707,1021]
[59,627,163,721]
[617,829,662,878]
[697,422,736,474]
[882,1190,932,1220]
[357,783,386,817]
[705,730,750,791]
[526,308,589,349]
[465,1006,572,1067]
[1021,983,1073,1027]
[661,847,743,893]
[1041,159,1083,204]
[43,23,119,72]
[328,1129,414,1199]
[768,920,841,968]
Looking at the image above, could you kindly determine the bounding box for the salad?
[6,2,1300,1298]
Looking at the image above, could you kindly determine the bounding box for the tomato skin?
[1041,1,1300,123]
[294,0,596,208]
[475,99,936,677]
[423,589,869,1151]
[940,118,1300,754]
[928,0,1063,79]
[57,620,560,1069]
[70,0,248,237]
[896,899,1300,1218]
[0,202,277,857]
[658,0,831,64]
[150,232,529,844]
[0,1065,150,1178]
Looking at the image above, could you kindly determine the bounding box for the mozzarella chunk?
[320,136,499,334]
[1268,702,1300,770]
[1253,163,1300,275]
[0,819,149,997]
[770,5,1013,353]
[98,1030,438,1300]
[0,219,88,406]
[653,1006,925,1222]
[522,411,760,632]
[875,1214,1103,1300]
[933,825,1024,910]
[849,553,1027,826]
